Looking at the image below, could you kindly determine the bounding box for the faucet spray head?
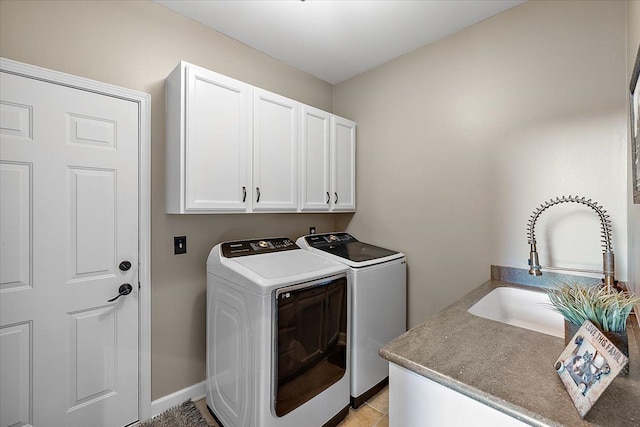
[528,240,542,276]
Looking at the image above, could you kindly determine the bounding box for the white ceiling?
[154,0,525,84]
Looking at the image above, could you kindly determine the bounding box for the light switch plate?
[174,236,187,254]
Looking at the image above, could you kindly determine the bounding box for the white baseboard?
[150,381,207,418]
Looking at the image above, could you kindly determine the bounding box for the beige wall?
[0,0,337,399]
[628,1,640,298]
[335,0,628,327]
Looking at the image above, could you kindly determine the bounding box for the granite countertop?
[380,280,640,426]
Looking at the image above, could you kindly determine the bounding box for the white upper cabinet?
[165,61,355,214]
[300,105,331,212]
[331,116,356,211]
[300,108,357,213]
[166,62,252,213]
[252,89,299,212]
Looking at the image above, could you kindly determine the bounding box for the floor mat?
[140,400,210,427]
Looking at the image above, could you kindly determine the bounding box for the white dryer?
[206,237,350,427]
[297,233,406,408]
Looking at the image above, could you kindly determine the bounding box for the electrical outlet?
[174,236,187,254]
[309,226,316,235]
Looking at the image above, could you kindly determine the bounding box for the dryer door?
[274,275,347,417]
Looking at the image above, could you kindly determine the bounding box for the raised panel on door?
[300,106,331,212]
[331,116,356,211]
[0,70,139,427]
[68,306,116,410]
[1,100,32,139]
[0,161,31,291]
[0,322,32,427]
[253,89,298,212]
[68,168,116,282]
[185,66,251,212]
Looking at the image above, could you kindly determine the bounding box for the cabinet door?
[300,106,331,212]
[253,89,298,212]
[185,65,252,211]
[331,116,356,211]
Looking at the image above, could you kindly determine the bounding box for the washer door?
[274,275,347,417]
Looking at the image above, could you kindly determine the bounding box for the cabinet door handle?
[334,192,338,204]
[242,186,247,202]
[326,192,330,204]
[256,187,261,203]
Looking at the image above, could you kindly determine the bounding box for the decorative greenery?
[547,283,640,333]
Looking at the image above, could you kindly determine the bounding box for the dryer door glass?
[274,276,347,417]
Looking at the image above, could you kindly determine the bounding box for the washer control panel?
[221,237,299,258]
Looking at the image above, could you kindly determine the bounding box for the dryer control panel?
[302,232,400,263]
[304,233,357,248]
[221,237,299,258]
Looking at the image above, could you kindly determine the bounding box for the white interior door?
[0,71,139,427]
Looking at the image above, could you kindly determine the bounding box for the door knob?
[119,261,132,271]
[108,283,133,302]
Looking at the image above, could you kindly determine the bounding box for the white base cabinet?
[166,61,356,214]
[389,363,528,427]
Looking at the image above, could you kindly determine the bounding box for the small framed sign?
[554,320,628,418]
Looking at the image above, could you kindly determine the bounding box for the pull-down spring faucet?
[527,195,615,291]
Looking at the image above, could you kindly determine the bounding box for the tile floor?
[338,386,389,427]
[194,386,389,427]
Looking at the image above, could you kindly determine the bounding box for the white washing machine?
[206,237,351,427]
[297,233,406,408]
